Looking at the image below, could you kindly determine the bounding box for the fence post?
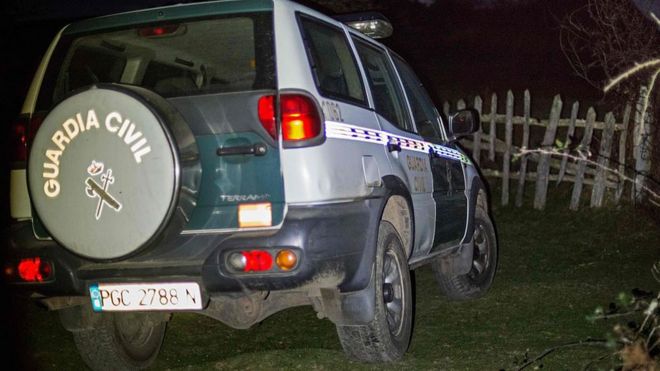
[590,112,615,208]
[489,93,497,162]
[457,99,466,110]
[615,104,632,204]
[443,101,450,119]
[569,107,596,211]
[515,90,531,207]
[557,101,579,184]
[501,90,514,206]
[632,85,653,202]
[533,94,562,210]
[473,96,483,165]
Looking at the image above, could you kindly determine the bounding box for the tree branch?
[516,339,608,370]
[603,59,660,92]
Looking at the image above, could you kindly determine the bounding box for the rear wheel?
[432,202,497,300]
[71,312,167,371]
[336,221,412,362]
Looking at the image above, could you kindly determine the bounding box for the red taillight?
[257,94,323,142]
[281,95,322,141]
[227,250,274,272]
[258,95,276,138]
[10,113,44,164]
[10,117,28,163]
[16,257,53,282]
[242,251,273,272]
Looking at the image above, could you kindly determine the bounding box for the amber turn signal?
[276,249,298,271]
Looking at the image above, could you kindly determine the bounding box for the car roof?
[64,0,274,35]
[62,0,388,51]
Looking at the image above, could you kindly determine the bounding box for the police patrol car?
[6,0,497,368]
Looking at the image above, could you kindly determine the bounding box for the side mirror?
[448,109,480,140]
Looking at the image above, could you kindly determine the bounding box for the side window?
[352,38,412,131]
[393,55,444,143]
[299,16,365,104]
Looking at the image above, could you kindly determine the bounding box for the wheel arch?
[308,175,415,327]
[380,175,414,258]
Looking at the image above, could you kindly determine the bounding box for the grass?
[7,188,660,370]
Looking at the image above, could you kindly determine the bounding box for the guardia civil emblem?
[85,160,122,220]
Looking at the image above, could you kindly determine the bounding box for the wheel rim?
[469,222,490,281]
[382,241,405,336]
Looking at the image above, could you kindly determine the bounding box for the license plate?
[89,282,202,312]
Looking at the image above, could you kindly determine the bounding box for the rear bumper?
[4,198,382,298]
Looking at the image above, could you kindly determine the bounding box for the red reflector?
[242,251,273,272]
[281,95,321,141]
[138,24,180,37]
[257,94,322,142]
[11,113,45,164]
[258,95,276,138]
[17,258,52,282]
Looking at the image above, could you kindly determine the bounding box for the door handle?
[387,142,402,153]
[216,143,268,157]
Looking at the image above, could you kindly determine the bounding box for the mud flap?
[436,240,474,277]
[311,267,376,326]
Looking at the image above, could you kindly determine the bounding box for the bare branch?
[516,339,608,370]
[603,60,660,92]
[559,0,660,92]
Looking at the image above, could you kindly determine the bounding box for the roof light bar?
[334,12,393,39]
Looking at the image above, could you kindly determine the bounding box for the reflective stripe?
[325,121,471,164]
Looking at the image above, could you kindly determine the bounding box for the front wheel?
[432,202,498,300]
[70,312,167,370]
[336,221,413,362]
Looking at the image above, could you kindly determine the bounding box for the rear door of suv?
[28,2,285,236]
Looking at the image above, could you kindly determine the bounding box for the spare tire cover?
[28,85,198,260]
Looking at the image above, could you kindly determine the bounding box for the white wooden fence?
[444,88,654,210]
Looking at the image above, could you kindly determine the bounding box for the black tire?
[432,203,497,300]
[71,312,167,370]
[27,84,200,260]
[336,221,413,362]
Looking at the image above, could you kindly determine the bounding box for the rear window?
[67,47,127,91]
[37,12,274,110]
